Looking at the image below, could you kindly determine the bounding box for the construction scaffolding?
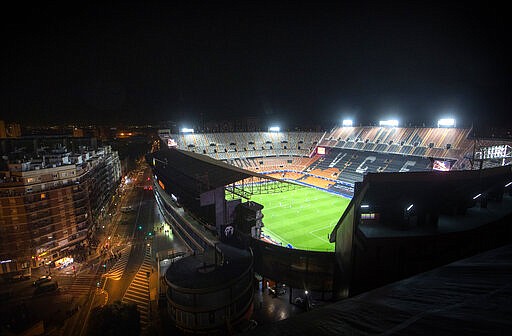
[225,175,303,200]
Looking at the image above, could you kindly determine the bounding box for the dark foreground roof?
[245,243,512,335]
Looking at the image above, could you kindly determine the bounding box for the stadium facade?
[148,126,512,333]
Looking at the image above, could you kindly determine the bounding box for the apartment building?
[0,143,121,278]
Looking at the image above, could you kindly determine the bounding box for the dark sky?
[1,1,511,128]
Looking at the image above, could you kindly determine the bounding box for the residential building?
[0,142,121,278]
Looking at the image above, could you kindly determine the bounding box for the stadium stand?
[321,126,472,159]
[166,131,324,160]
[308,147,432,184]
[158,127,512,197]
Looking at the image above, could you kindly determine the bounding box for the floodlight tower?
[437,118,456,128]
[342,119,353,127]
[379,119,399,127]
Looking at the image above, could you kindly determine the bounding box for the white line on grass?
[309,224,336,244]
[263,228,290,247]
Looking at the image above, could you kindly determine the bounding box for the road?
[78,162,187,333]
[1,161,187,335]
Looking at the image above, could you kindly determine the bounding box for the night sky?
[2,2,510,128]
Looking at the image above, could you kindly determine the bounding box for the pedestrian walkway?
[122,246,152,330]
[61,274,98,296]
[103,245,132,280]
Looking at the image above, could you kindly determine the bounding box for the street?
[0,161,187,335]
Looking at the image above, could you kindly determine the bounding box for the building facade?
[0,144,121,278]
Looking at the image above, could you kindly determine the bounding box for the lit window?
[361,213,376,220]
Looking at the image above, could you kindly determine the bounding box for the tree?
[87,301,140,336]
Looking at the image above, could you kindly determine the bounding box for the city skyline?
[2,2,511,128]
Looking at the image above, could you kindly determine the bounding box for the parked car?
[33,275,52,287]
[34,281,58,294]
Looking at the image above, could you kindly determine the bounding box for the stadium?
[148,121,512,333]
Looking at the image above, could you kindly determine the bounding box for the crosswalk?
[103,245,132,280]
[62,274,98,296]
[122,246,152,329]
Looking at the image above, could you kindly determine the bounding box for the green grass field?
[248,187,351,252]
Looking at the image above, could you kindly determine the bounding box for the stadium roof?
[149,148,285,194]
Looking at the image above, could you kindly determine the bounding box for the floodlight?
[342,119,353,127]
[437,118,456,127]
[268,126,280,132]
[181,128,194,133]
[379,119,399,127]
[406,204,414,211]
[304,290,308,295]
[505,181,512,188]
[360,204,369,209]
[473,193,482,200]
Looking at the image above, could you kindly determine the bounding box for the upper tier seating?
[321,127,472,160]
[168,131,324,160]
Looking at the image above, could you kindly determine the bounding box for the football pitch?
[249,187,351,252]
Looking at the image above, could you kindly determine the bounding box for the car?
[33,275,52,287]
[34,281,59,295]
